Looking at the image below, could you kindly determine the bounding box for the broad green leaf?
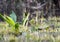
[10,11,17,22]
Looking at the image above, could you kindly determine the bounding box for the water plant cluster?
[0,11,60,42]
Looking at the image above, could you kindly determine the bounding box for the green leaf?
[0,14,15,26]
[6,16,15,26]
[0,14,6,21]
[10,11,17,22]
[23,13,30,26]
[15,22,19,29]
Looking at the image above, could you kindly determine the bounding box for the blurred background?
[0,0,60,21]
